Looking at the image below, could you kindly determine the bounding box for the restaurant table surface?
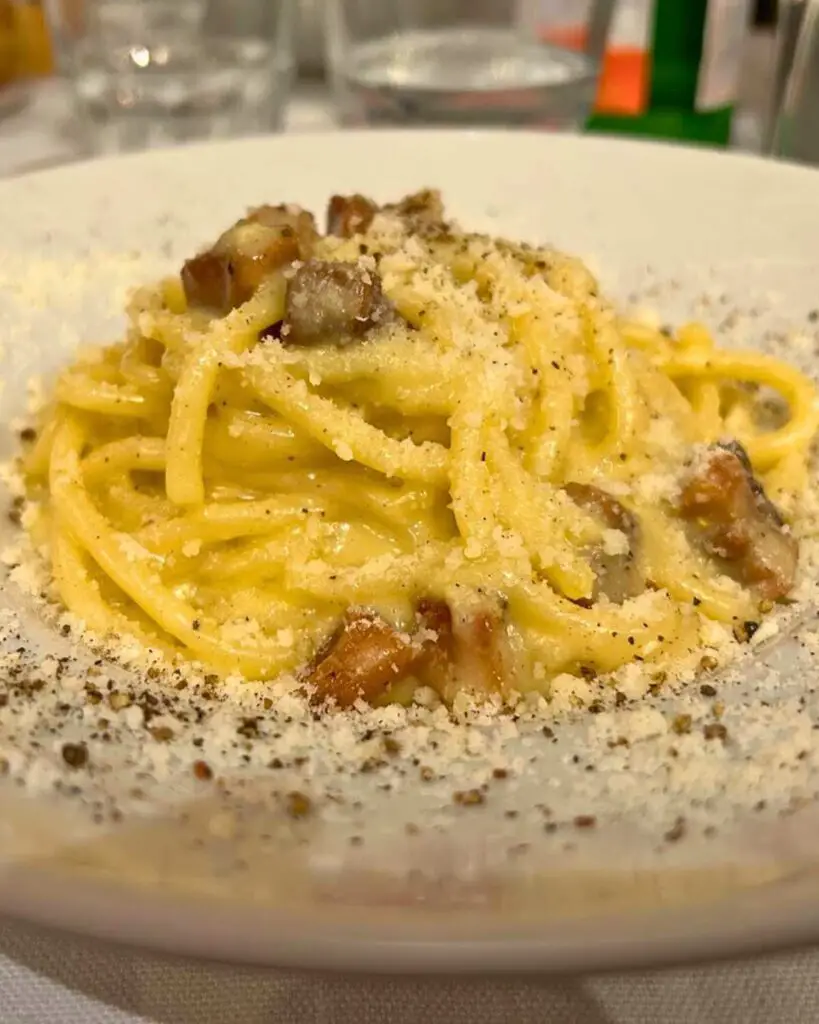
[1,913,819,1023]
[0,79,339,177]
[0,27,776,177]
[3,41,819,1024]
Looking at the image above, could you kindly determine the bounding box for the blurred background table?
[0,76,336,175]
[0,15,779,178]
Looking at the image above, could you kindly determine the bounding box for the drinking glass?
[0,0,30,119]
[324,0,614,129]
[46,0,296,154]
[768,0,819,166]
[0,1,20,89]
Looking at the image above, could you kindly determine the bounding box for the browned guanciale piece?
[565,482,644,604]
[461,608,508,692]
[414,598,456,694]
[415,597,509,700]
[180,252,234,315]
[247,203,319,250]
[326,189,446,240]
[307,611,417,708]
[385,189,446,228]
[284,259,391,345]
[307,597,511,707]
[326,194,378,237]
[678,441,798,601]
[566,483,636,535]
[181,204,319,313]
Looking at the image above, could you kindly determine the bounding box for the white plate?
[2,132,819,973]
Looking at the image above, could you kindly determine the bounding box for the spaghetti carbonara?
[20,190,819,707]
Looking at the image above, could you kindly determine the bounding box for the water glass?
[46,0,296,154]
[768,0,819,166]
[324,0,612,129]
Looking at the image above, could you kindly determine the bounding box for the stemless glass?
[0,0,29,119]
[324,0,613,129]
[46,0,296,154]
[768,0,819,166]
[0,1,19,86]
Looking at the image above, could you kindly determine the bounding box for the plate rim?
[2,128,819,195]
[1,859,819,973]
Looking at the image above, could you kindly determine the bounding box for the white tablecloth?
[3,63,816,1024]
[2,913,819,1024]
